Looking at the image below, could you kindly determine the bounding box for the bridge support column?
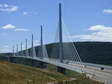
[57,66,66,74]
[8,57,15,63]
[31,59,34,66]
[39,61,47,69]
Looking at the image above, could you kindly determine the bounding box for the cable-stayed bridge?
[10,3,112,84]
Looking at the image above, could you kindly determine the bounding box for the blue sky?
[0,0,112,53]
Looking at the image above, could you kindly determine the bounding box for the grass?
[103,64,112,66]
[0,61,103,84]
[0,61,68,84]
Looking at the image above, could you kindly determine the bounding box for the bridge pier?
[9,57,16,63]
[39,61,47,69]
[57,66,66,74]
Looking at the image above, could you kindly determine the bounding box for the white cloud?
[69,25,112,42]
[2,24,16,29]
[14,28,30,32]
[23,11,38,15]
[88,25,112,31]
[0,4,18,12]
[103,9,112,14]
[1,24,30,32]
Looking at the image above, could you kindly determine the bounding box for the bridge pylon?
[13,45,15,56]
[40,25,43,59]
[16,44,18,56]
[20,42,23,56]
[25,39,29,57]
[59,3,64,63]
[31,34,36,58]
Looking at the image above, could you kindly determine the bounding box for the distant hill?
[46,42,112,65]
[0,42,112,65]
[0,53,12,57]
[73,42,112,65]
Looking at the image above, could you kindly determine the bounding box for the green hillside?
[46,42,112,65]
[0,42,112,65]
[73,42,112,65]
[0,61,68,84]
[0,61,103,84]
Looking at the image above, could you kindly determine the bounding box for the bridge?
[8,3,112,84]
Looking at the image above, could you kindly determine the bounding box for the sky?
[0,0,112,53]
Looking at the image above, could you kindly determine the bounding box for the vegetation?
[0,61,103,84]
[46,42,112,65]
[73,42,112,65]
[0,42,112,65]
[0,53,12,57]
[0,61,68,84]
